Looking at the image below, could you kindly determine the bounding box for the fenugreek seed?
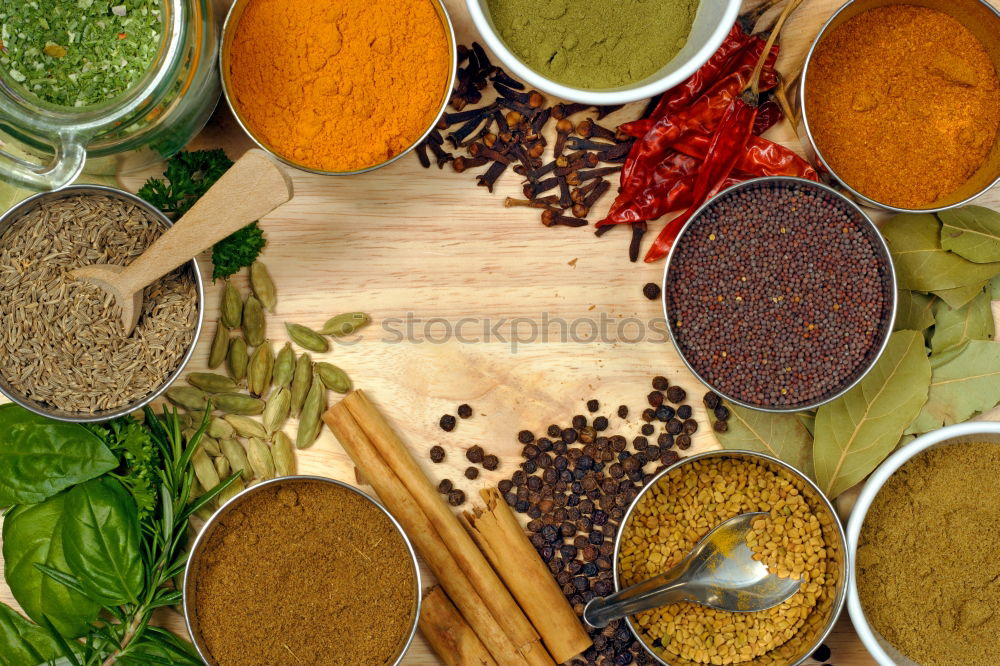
[209,321,229,369]
[295,373,325,449]
[214,393,265,416]
[290,352,312,417]
[247,340,274,398]
[246,437,275,479]
[214,455,231,479]
[263,386,291,434]
[221,437,252,481]
[207,417,235,440]
[187,372,238,394]
[315,362,351,394]
[272,431,296,476]
[285,322,329,353]
[218,476,244,506]
[242,295,266,347]
[319,312,371,337]
[223,414,267,439]
[273,342,295,388]
[221,280,243,329]
[192,448,221,493]
[165,386,208,412]
[250,261,277,312]
[226,337,249,384]
[200,435,222,457]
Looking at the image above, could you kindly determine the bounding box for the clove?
[558,177,573,209]
[583,178,611,209]
[551,102,591,120]
[596,104,624,119]
[469,142,512,165]
[452,155,489,173]
[577,118,617,141]
[553,118,574,158]
[477,160,508,192]
[577,166,622,182]
[524,177,560,199]
[629,222,647,262]
[427,140,454,168]
[542,209,588,227]
[491,68,525,90]
[505,197,560,210]
[597,142,632,162]
[415,142,430,169]
[567,137,617,152]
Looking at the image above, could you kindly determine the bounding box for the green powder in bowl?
[485,0,698,89]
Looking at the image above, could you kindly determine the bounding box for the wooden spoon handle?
[120,149,293,293]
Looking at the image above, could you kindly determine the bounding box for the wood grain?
[1,0,998,664]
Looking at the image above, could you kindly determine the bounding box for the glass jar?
[0,0,220,191]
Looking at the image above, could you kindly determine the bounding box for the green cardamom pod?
[217,476,244,506]
[263,386,291,435]
[187,372,238,394]
[226,337,249,384]
[208,417,235,440]
[214,455,231,479]
[166,386,208,412]
[246,437,275,479]
[320,312,371,337]
[273,342,295,388]
[192,448,221,494]
[250,261,278,312]
[296,373,326,449]
[247,340,274,398]
[285,322,330,353]
[315,362,352,394]
[290,352,312,418]
[221,437,252,481]
[209,321,230,370]
[242,295,266,347]
[214,393,265,416]
[272,431,296,477]
[223,414,267,439]
[221,280,243,329]
[200,435,222,457]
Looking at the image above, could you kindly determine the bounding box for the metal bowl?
[799,0,1000,213]
[183,475,422,666]
[661,176,897,413]
[0,185,204,423]
[219,0,457,176]
[613,449,849,666]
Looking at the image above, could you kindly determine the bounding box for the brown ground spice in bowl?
[191,479,418,665]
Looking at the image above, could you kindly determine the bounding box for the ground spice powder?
[857,443,1000,665]
[227,0,450,172]
[193,479,416,665]
[805,6,1000,209]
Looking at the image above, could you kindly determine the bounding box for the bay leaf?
[933,280,989,309]
[939,206,1000,263]
[894,290,935,332]
[930,288,994,354]
[905,339,1000,435]
[881,213,1000,292]
[715,404,814,478]
[991,274,1000,300]
[813,330,930,498]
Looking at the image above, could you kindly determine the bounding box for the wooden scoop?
[71,149,293,334]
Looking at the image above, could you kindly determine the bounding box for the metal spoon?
[70,149,293,335]
[583,512,801,628]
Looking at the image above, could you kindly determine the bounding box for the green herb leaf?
[894,290,935,332]
[0,602,77,666]
[939,206,1000,264]
[83,416,160,519]
[61,478,144,607]
[211,222,266,281]
[0,404,118,507]
[906,340,1000,435]
[715,404,814,478]
[2,494,101,638]
[116,629,203,666]
[813,330,930,498]
[930,288,994,354]
[882,213,1000,292]
[933,280,990,309]
[991,274,1000,300]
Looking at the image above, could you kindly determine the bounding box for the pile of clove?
[416,43,639,249]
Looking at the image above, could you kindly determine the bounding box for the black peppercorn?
[517,429,535,444]
[429,445,445,463]
[547,424,561,438]
[464,466,479,480]
[579,426,596,444]
[642,282,661,300]
[640,423,654,436]
[593,416,609,431]
[632,436,648,450]
[522,459,537,474]
[561,428,578,444]
[586,399,600,413]
[703,392,721,409]
[439,414,456,432]
[437,478,453,494]
[657,432,673,448]
[667,418,683,435]
[647,391,664,408]
[617,405,628,418]
[527,475,543,492]
[677,404,693,420]
[482,454,499,470]
[676,434,692,450]
[466,445,485,463]
[457,403,472,419]
[537,437,553,452]
[713,420,729,433]
[714,405,730,421]
[515,500,530,513]
[448,489,466,505]
[683,419,698,435]
[666,386,686,404]
[655,405,674,421]
[498,479,513,493]
[512,470,527,486]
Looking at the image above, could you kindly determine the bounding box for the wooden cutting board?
[2,0,999,663]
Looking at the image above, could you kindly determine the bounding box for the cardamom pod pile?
[164,260,370,511]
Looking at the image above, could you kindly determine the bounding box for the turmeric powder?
[226,0,451,172]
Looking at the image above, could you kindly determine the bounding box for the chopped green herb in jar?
[0,0,163,108]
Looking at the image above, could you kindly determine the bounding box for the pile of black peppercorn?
[431,404,500,506]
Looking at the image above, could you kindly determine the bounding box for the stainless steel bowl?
[219,0,457,176]
[0,185,204,423]
[612,449,849,666]
[799,0,1000,213]
[661,176,897,413]
[183,475,422,666]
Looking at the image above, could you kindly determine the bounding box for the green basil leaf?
[906,340,1000,435]
[117,630,202,666]
[893,290,935,332]
[62,479,144,607]
[0,603,76,666]
[930,288,994,354]
[939,205,1000,264]
[933,279,989,309]
[882,213,1000,292]
[2,494,100,638]
[813,330,931,498]
[0,405,118,506]
[715,404,814,478]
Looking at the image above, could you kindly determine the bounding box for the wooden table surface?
[3,0,999,663]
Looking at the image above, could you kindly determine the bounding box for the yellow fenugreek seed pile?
[618,458,833,665]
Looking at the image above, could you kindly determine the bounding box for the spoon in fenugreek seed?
[71,149,293,335]
[582,512,801,628]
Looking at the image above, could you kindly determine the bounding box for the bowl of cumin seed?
[0,185,203,422]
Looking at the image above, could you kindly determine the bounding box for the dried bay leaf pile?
[717,206,1000,498]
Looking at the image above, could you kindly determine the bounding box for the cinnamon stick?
[322,404,526,666]
[421,586,497,666]
[340,391,555,666]
[464,488,593,663]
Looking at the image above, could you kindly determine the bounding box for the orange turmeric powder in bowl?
[221,0,455,174]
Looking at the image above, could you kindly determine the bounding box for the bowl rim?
[845,420,1000,665]
[0,184,205,423]
[465,0,742,105]
[182,475,423,666]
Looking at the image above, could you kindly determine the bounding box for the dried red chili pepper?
[671,132,818,180]
[751,99,783,135]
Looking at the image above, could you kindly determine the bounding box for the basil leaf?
[930,289,994,354]
[813,330,931,498]
[715,405,814,478]
[939,206,1000,264]
[0,603,76,666]
[2,494,100,638]
[117,630,202,666]
[933,279,989,309]
[894,289,935,332]
[906,340,1000,435]
[0,404,118,506]
[882,213,1000,292]
[62,479,144,607]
